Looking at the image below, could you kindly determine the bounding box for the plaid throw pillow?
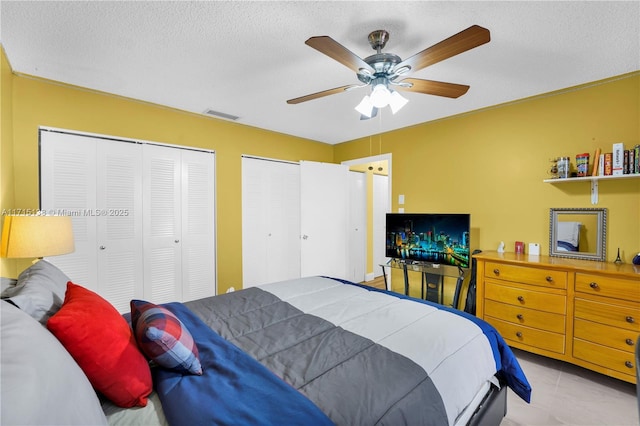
[130,300,203,375]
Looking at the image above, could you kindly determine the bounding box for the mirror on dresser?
[549,208,607,261]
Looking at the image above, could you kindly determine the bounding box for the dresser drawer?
[485,262,567,289]
[574,318,639,353]
[487,317,565,354]
[574,338,636,377]
[575,273,640,301]
[485,299,565,334]
[485,281,566,314]
[574,298,640,332]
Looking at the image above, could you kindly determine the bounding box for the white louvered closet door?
[142,144,183,304]
[95,141,143,311]
[41,131,99,290]
[41,132,143,312]
[180,149,216,301]
[42,130,216,311]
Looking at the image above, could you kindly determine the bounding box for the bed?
[1,260,531,426]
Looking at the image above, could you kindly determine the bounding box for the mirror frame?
[549,208,607,261]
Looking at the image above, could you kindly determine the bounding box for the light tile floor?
[502,348,638,425]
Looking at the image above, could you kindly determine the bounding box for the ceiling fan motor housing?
[358,55,401,86]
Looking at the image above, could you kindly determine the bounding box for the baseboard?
[364,272,375,282]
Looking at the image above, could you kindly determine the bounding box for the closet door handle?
[99,245,106,250]
[175,239,180,243]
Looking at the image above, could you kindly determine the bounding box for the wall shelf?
[543,174,640,204]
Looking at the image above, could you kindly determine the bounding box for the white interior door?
[95,140,143,311]
[143,144,182,304]
[264,161,301,284]
[242,157,300,288]
[300,161,349,279]
[373,174,390,277]
[181,149,216,300]
[40,131,98,290]
[348,171,366,283]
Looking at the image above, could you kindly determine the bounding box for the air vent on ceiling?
[203,109,240,121]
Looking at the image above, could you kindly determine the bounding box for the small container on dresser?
[474,252,640,384]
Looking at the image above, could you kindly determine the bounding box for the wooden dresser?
[474,251,640,383]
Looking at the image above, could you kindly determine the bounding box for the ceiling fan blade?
[396,25,490,74]
[287,84,360,104]
[396,78,470,98]
[305,36,375,74]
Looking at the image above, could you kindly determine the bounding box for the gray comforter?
[182,276,516,425]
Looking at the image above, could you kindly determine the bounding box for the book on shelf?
[598,153,604,176]
[591,148,601,176]
[612,142,624,176]
[624,150,630,174]
[604,152,613,176]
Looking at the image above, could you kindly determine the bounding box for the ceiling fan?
[287,25,490,119]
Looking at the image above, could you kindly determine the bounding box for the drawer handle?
[545,276,553,282]
[493,268,500,276]
[589,282,599,289]
[515,332,523,338]
[625,361,634,369]
[626,316,635,324]
[626,338,635,346]
[517,296,525,302]
[516,314,524,320]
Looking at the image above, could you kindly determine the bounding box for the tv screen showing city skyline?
[385,213,470,268]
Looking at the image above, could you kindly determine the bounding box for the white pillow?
[1,260,70,324]
[0,300,108,425]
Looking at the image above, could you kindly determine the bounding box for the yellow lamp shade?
[0,215,75,258]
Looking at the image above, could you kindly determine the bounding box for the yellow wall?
[335,72,640,293]
[4,51,333,290]
[3,41,638,295]
[1,47,17,278]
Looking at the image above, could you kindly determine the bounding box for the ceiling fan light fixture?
[370,83,391,108]
[389,90,409,114]
[355,95,375,117]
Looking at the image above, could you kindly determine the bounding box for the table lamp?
[1,215,75,260]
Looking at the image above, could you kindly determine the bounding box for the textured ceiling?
[1,1,639,145]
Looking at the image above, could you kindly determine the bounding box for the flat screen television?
[385,213,470,268]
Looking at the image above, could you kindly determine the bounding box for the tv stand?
[380,259,466,308]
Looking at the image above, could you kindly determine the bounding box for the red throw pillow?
[47,282,152,408]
